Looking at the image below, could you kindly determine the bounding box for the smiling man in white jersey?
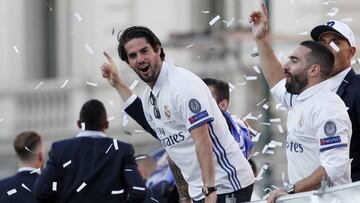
[101,26,254,203]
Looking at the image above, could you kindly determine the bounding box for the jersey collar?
[296,80,329,102]
[151,61,170,97]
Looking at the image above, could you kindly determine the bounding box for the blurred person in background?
[0,131,45,203]
[250,2,352,202]
[34,99,146,203]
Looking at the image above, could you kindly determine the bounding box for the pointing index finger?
[103,51,114,64]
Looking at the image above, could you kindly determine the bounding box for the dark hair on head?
[79,99,107,131]
[14,131,41,161]
[202,78,229,104]
[117,26,165,63]
[299,40,335,79]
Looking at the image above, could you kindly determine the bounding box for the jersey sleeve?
[270,79,297,108]
[314,97,352,182]
[174,78,215,132]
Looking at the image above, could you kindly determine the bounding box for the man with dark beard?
[249,2,352,203]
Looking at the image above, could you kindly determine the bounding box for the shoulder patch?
[189,99,201,114]
[324,121,337,136]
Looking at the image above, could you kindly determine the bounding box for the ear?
[348,47,356,59]
[218,99,229,111]
[77,120,82,129]
[308,64,321,77]
[154,45,161,56]
[104,120,109,130]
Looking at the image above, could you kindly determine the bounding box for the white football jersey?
[271,79,352,185]
[132,61,255,200]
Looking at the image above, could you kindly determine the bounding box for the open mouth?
[139,65,150,73]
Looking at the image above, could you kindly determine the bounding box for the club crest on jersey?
[189,99,201,114]
[164,105,171,120]
[298,115,304,128]
[324,121,337,136]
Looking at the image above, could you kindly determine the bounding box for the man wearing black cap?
[311,20,360,182]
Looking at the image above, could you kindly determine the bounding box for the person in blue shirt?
[202,78,254,159]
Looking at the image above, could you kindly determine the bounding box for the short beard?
[285,72,308,94]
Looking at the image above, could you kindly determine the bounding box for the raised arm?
[249,1,284,88]
[101,51,133,101]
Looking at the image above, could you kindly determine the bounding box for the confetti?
[327,7,339,17]
[277,125,284,133]
[42,1,54,12]
[113,139,119,150]
[129,80,139,90]
[52,182,57,191]
[63,160,72,168]
[209,15,221,26]
[243,113,258,121]
[60,79,69,88]
[84,44,94,54]
[185,44,194,49]
[86,81,97,87]
[341,17,353,23]
[257,114,263,118]
[0,118,4,122]
[107,116,115,122]
[243,75,258,81]
[135,155,147,160]
[228,82,235,93]
[108,100,114,106]
[265,150,274,155]
[30,168,41,174]
[256,98,267,106]
[260,122,271,126]
[13,45,20,54]
[22,183,31,192]
[251,133,261,142]
[74,12,83,22]
[299,31,308,36]
[105,143,113,154]
[150,197,160,203]
[255,163,269,181]
[81,122,85,130]
[223,17,235,27]
[252,152,259,157]
[124,169,133,172]
[261,145,269,154]
[7,189,17,196]
[252,66,261,74]
[270,118,281,123]
[262,104,269,110]
[25,146,34,154]
[34,82,44,90]
[329,41,340,52]
[237,81,247,86]
[76,182,87,192]
[133,186,146,191]
[270,140,283,147]
[111,189,124,194]
[201,10,210,14]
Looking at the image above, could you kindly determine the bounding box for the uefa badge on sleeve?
[189,99,201,114]
[324,121,337,136]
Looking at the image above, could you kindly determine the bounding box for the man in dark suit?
[34,99,146,203]
[0,131,45,203]
[311,20,360,181]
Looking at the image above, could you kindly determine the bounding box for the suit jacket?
[0,170,39,203]
[34,134,146,203]
[337,68,360,181]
